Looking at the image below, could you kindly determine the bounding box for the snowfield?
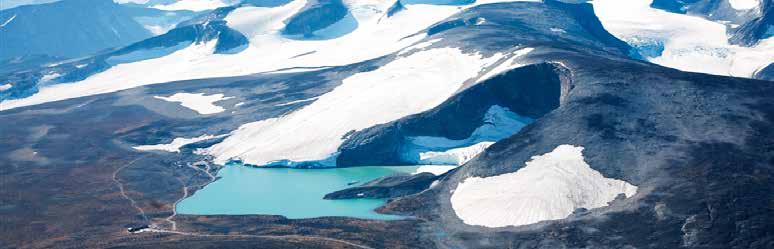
[0,0,538,111]
[593,0,774,78]
[405,105,533,165]
[478,47,534,81]
[728,0,760,10]
[450,145,638,228]
[133,134,225,153]
[414,165,459,176]
[151,0,234,11]
[418,142,495,166]
[206,47,507,166]
[155,92,233,115]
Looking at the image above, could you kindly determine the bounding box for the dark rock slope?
[338,63,569,166]
[755,62,774,80]
[379,46,774,249]
[730,0,773,46]
[324,172,439,200]
[338,0,631,166]
[281,0,350,38]
[329,2,774,248]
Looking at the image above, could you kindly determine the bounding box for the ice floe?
[450,144,638,227]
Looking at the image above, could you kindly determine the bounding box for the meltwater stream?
[176,165,425,220]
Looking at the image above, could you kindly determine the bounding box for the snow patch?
[39,72,61,83]
[114,0,149,4]
[728,0,759,10]
[152,0,232,11]
[593,0,774,78]
[275,97,319,107]
[0,14,16,28]
[0,84,12,92]
[474,17,486,25]
[223,2,307,39]
[450,144,638,228]
[479,47,533,81]
[414,165,458,176]
[134,134,225,153]
[206,48,505,166]
[398,38,443,55]
[418,141,494,165]
[264,67,331,74]
[143,25,168,35]
[155,92,233,115]
[404,105,532,165]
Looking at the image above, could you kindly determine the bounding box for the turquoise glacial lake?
[176,165,420,219]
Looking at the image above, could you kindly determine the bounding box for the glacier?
[403,105,533,165]
[0,0,541,111]
[417,141,495,166]
[593,0,774,78]
[205,47,507,166]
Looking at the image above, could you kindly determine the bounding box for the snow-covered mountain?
[0,0,60,10]
[0,0,772,248]
[2,0,770,108]
[1,0,241,11]
[118,0,243,11]
[0,0,196,61]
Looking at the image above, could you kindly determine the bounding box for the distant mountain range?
[0,0,200,62]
